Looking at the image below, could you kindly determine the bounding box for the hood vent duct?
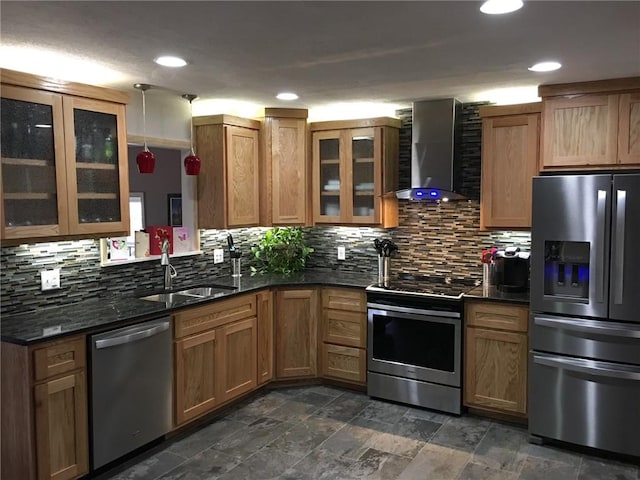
[396,98,466,201]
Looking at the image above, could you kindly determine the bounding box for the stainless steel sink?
[139,284,236,303]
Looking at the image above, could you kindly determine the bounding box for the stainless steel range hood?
[396,98,466,201]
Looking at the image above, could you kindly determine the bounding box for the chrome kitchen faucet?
[160,238,177,290]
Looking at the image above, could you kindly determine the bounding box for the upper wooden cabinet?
[479,103,540,230]
[310,117,400,228]
[261,108,310,226]
[194,115,260,229]
[0,69,130,243]
[539,77,640,170]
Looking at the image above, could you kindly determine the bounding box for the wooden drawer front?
[322,309,365,348]
[174,294,257,338]
[33,336,86,382]
[322,288,366,313]
[321,344,366,384]
[466,302,528,332]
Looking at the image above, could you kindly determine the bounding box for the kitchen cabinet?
[275,288,319,378]
[0,69,130,243]
[173,293,257,426]
[257,289,274,385]
[319,287,367,385]
[310,117,400,228]
[260,108,310,226]
[1,335,89,480]
[539,77,640,170]
[464,301,528,418]
[479,103,540,230]
[194,114,260,229]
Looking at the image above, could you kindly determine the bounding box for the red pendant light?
[182,94,201,176]
[134,84,156,174]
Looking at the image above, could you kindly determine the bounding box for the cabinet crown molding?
[0,68,130,104]
[309,116,401,131]
[538,76,640,98]
[479,102,542,118]
[264,108,308,119]
[193,114,261,130]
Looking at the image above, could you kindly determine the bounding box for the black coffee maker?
[494,246,530,292]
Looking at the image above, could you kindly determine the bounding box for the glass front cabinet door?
[1,83,129,241]
[313,125,389,225]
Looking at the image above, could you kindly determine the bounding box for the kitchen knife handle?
[613,190,626,305]
[595,189,607,304]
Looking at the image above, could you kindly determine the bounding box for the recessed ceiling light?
[154,56,187,67]
[480,0,523,14]
[528,61,562,72]
[276,92,299,101]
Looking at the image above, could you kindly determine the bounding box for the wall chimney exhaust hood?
[396,98,466,201]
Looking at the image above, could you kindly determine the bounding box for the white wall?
[126,90,191,141]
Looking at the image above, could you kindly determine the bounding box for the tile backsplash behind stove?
[0,102,530,315]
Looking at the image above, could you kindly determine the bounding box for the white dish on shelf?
[355,183,374,191]
[324,184,340,191]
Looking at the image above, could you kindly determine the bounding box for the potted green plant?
[251,227,314,275]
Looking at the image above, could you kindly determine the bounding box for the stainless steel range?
[366,275,477,415]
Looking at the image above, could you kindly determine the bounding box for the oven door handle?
[367,303,460,319]
[533,353,640,381]
[534,315,640,339]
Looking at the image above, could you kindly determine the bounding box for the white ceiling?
[1,1,639,114]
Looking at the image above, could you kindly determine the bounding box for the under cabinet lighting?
[528,61,562,72]
[276,92,299,101]
[480,0,523,14]
[154,56,187,67]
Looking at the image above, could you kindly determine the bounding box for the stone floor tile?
[396,442,471,480]
[458,461,519,480]
[521,441,583,467]
[355,399,409,425]
[315,393,370,422]
[578,456,639,480]
[167,418,247,458]
[224,392,287,425]
[155,448,239,480]
[518,456,580,480]
[318,423,376,460]
[346,447,412,480]
[107,451,186,480]
[211,417,291,460]
[265,398,320,422]
[264,415,345,458]
[302,384,348,397]
[355,417,425,459]
[281,448,357,480]
[471,423,529,473]
[429,415,492,453]
[216,448,300,480]
[403,405,452,425]
[292,389,338,407]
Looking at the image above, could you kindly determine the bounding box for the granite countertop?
[464,285,530,305]
[1,269,378,346]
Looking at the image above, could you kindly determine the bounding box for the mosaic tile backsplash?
[0,102,531,315]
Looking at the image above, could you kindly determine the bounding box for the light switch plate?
[337,246,346,261]
[214,248,224,264]
[41,269,61,291]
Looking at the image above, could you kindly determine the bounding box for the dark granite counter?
[464,285,530,305]
[1,270,378,345]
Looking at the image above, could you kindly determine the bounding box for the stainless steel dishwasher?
[90,317,173,469]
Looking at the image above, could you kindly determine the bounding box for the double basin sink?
[139,285,237,305]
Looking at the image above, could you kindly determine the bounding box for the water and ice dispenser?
[543,241,590,300]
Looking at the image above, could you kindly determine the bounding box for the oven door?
[367,304,461,387]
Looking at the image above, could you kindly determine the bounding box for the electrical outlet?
[213,248,224,264]
[337,246,346,261]
[41,269,61,291]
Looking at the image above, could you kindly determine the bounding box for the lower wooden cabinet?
[218,317,257,403]
[174,329,218,426]
[34,371,89,480]
[1,335,89,480]
[319,288,367,385]
[464,301,528,417]
[275,289,319,378]
[257,290,274,385]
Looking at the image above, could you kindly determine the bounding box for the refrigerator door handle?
[534,314,640,338]
[533,353,640,381]
[595,189,607,303]
[613,190,626,305]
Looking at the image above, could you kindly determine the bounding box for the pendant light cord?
[142,89,148,152]
[189,100,195,155]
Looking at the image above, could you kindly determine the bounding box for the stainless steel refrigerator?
[529,173,640,458]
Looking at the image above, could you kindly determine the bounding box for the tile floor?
[100,386,639,480]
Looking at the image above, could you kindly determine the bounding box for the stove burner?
[367,274,479,299]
